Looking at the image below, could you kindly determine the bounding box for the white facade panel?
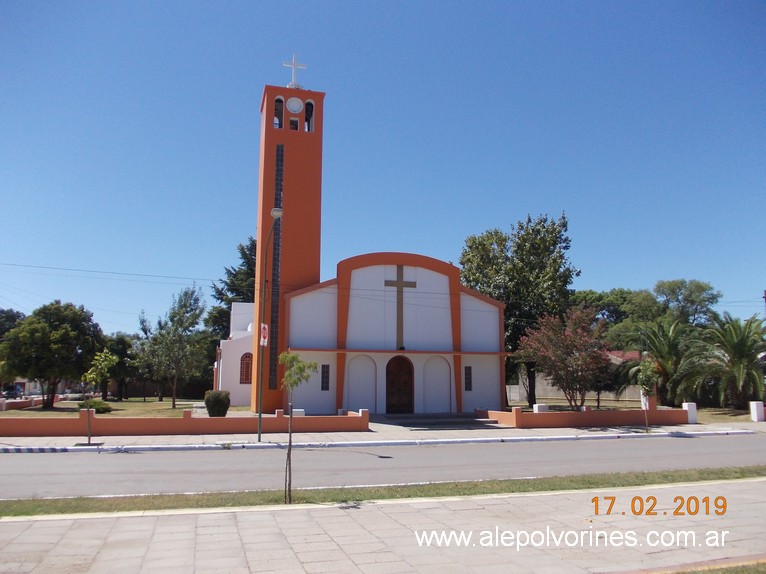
[346,266,396,350]
[288,286,338,349]
[406,268,452,351]
[346,265,454,352]
[460,292,501,352]
[460,356,502,412]
[346,354,377,413]
[290,351,336,414]
[423,356,452,413]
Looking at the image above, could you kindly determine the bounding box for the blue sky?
[1,0,764,335]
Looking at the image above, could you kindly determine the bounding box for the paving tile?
[358,560,417,573]
[0,563,37,573]
[293,548,348,563]
[350,550,404,565]
[302,558,359,573]
[88,557,145,574]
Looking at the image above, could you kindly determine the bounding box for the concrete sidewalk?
[0,418,762,453]
[1,478,764,573]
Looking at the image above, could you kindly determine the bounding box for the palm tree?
[683,313,766,409]
[641,320,695,406]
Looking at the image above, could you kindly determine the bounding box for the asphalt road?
[2,434,765,500]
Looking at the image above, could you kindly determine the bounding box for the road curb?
[0,429,755,453]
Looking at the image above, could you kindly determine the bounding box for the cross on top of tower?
[283,53,306,89]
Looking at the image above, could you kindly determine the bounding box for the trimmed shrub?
[204,390,231,417]
[78,398,112,414]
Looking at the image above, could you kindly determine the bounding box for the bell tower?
[252,56,325,414]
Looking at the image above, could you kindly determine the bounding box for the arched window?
[304,101,314,132]
[240,353,253,384]
[273,98,284,129]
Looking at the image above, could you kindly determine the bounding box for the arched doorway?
[386,356,414,414]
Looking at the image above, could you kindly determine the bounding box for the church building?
[215,58,506,415]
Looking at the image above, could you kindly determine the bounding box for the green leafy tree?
[279,351,318,504]
[654,279,721,326]
[572,288,634,324]
[0,308,26,384]
[515,308,610,410]
[573,289,664,351]
[0,301,103,408]
[680,313,766,409]
[207,237,257,339]
[82,349,119,400]
[460,214,580,406]
[607,290,665,350]
[131,314,166,401]
[105,332,138,400]
[142,288,208,408]
[0,308,25,339]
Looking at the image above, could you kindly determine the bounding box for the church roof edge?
[337,252,459,276]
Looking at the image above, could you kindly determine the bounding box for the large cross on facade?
[384,265,417,349]
[283,53,306,89]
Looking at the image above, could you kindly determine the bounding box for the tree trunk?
[285,401,293,504]
[42,379,57,409]
[100,381,108,401]
[525,362,537,407]
[172,375,177,409]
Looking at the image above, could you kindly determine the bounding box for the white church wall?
[407,268,452,351]
[345,354,377,413]
[290,351,336,414]
[422,356,453,413]
[460,293,501,352]
[346,265,454,352]
[347,266,395,350]
[218,335,253,407]
[288,285,338,349]
[230,302,255,337]
[461,356,502,412]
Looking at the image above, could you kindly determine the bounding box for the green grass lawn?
[0,465,763,517]
[0,397,196,418]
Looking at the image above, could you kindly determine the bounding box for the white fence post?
[750,401,765,422]
[682,402,697,424]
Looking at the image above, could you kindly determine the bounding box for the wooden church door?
[386,356,414,414]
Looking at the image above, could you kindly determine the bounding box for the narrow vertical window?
[240,353,253,384]
[268,145,284,390]
[273,98,284,128]
[321,364,330,391]
[464,366,473,392]
[304,101,314,132]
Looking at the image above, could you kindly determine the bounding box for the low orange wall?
[0,409,369,437]
[488,407,688,428]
